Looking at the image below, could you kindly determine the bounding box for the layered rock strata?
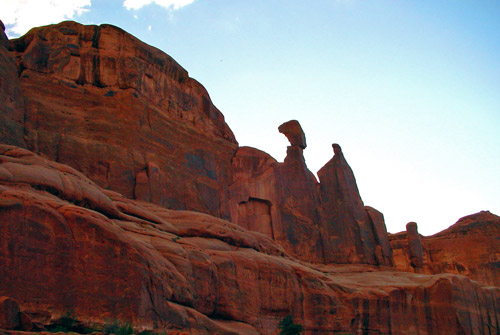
[1,20,499,335]
[1,145,499,335]
[5,20,237,218]
[390,212,500,287]
[2,20,394,266]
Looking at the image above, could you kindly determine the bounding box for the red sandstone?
[0,20,499,335]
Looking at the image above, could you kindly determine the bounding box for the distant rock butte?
[390,212,500,287]
[0,21,499,334]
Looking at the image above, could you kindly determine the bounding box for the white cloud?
[123,0,196,11]
[3,0,91,38]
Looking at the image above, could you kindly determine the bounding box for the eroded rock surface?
[1,21,499,335]
[0,20,26,148]
[7,21,237,217]
[318,144,392,266]
[230,129,394,265]
[390,211,500,287]
[1,145,499,335]
[278,120,306,149]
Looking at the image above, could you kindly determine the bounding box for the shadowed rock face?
[229,127,392,265]
[6,21,237,218]
[319,144,376,264]
[1,145,499,335]
[228,145,330,262]
[406,222,424,270]
[2,19,393,266]
[0,20,26,148]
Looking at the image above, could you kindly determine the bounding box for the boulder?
[278,120,307,149]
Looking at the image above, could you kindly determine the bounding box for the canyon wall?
[1,20,499,335]
[0,145,498,335]
[4,21,393,266]
[6,20,237,218]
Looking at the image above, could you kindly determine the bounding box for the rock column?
[406,222,424,271]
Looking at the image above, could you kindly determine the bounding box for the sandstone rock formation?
[229,124,392,265]
[390,211,500,287]
[6,21,237,218]
[0,20,26,148]
[1,20,499,335]
[0,297,20,330]
[2,20,394,266]
[277,120,306,149]
[1,145,499,335]
[318,144,393,266]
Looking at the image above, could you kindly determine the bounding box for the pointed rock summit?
[318,143,392,265]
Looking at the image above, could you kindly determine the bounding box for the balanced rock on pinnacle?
[278,120,307,149]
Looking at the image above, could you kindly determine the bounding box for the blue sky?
[4,0,500,235]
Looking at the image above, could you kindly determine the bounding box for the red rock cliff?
[1,20,499,335]
[390,212,500,287]
[1,145,498,335]
[7,20,237,218]
[0,21,25,148]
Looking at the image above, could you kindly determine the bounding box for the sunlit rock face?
[390,211,500,287]
[1,21,499,335]
[4,19,393,266]
[6,20,237,218]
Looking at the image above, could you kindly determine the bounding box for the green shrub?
[136,330,154,335]
[278,315,302,335]
[104,320,135,335]
[49,311,78,333]
[103,320,121,334]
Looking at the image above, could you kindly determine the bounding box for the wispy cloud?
[3,0,91,38]
[123,0,196,11]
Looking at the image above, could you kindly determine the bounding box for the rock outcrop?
[229,124,392,265]
[3,20,393,266]
[1,145,499,335]
[390,211,500,287]
[6,21,237,218]
[228,142,329,262]
[0,20,26,148]
[1,20,499,335]
[318,144,393,266]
